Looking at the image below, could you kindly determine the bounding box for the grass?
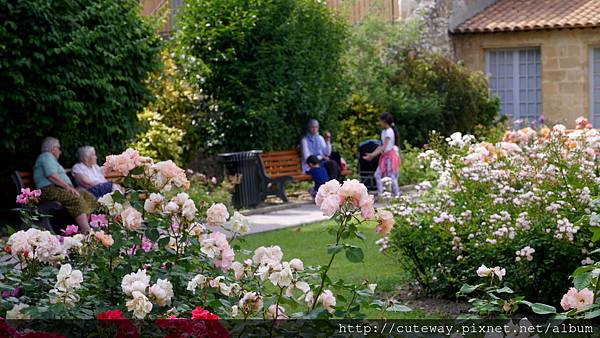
[237,220,434,318]
[239,220,408,292]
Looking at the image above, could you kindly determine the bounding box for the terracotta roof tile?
[453,0,600,33]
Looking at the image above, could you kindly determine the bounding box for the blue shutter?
[487,48,541,122]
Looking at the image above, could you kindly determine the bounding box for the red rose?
[96,309,125,320]
[191,306,220,320]
[4,245,11,254]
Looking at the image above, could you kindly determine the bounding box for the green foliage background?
[175,0,348,153]
[0,0,161,168]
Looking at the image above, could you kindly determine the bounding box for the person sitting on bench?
[72,146,121,198]
[300,119,340,180]
[306,155,329,198]
[33,137,97,233]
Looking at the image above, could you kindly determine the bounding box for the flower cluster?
[560,287,593,311]
[387,118,600,301]
[121,269,174,319]
[15,188,41,204]
[476,265,506,280]
[7,228,81,264]
[103,148,147,177]
[315,179,375,218]
[49,264,83,307]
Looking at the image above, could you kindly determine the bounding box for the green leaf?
[327,244,343,255]
[530,303,556,314]
[573,272,594,290]
[495,286,514,294]
[5,225,15,236]
[459,283,481,294]
[387,304,411,312]
[146,228,160,242]
[344,246,364,263]
[584,308,600,319]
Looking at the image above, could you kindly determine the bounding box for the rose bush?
[385,118,600,304]
[0,149,404,333]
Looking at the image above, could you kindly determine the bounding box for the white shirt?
[381,128,395,153]
[72,163,107,186]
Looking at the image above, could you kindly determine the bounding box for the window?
[486,48,541,122]
[592,47,600,126]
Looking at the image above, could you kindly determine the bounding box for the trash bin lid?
[217,150,263,158]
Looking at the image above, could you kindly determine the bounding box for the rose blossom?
[6,303,30,320]
[103,148,143,177]
[55,264,83,292]
[206,203,229,226]
[121,206,143,231]
[476,265,505,280]
[126,291,153,319]
[90,214,108,228]
[149,279,174,307]
[144,193,165,213]
[61,224,79,236]
[252,246,283,266]
[94,230,114,248]
[238,291,263,315]
[318,290,336,313]
[375,210,395,235]
[121,269,150,296]
[561,287,594,311]
[266,304,287,320]
[200,232,234,270]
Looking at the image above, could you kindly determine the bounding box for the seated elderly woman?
[72,146,119,198]
[33,137,96,233]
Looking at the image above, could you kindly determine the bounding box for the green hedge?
[176,0,348,153]
[0,0,161,167]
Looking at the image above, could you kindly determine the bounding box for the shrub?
[343,13,499,148]
[0,0,161,167]
[385,122,600,304]
[398,142,435,186]
[175,0,348,153]
[131,50,206,165]
[3,151,403,325]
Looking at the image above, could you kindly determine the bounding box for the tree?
[176,0,348,153]
[0,0,161,167]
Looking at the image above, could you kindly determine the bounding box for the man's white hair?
[41,137,60,153]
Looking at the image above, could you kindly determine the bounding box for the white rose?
[126,291,153,319]
[268,262,294,288]
[187,274,207,294]
[55,263,83,292]
[6,303,29,320]
[149,279,173,307]
[230,212,250,234]
[182,199,198,221]
[289,258,304,271]
[206,203,229,226]
[121,269,150,296]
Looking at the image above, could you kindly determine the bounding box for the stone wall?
[398,0,495,55]
[453,28,600,127]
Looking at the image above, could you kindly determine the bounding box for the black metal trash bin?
[218,150,263,209]
[358,139,381,191]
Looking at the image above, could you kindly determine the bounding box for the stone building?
[450,0,600,127]
[399,0,600,127]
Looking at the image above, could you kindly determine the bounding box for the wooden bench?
[12,171,71,233]
[260,150,312,182]
[260,149,350,182]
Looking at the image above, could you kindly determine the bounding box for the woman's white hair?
[78,146,95,162]
[41,137,60,153]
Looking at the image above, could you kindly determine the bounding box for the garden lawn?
[239,220,431,318]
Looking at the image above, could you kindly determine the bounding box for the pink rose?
[90,214,108,228]
[206,203,229,226]
[121,206,143,231]
[94,231,114,248]
[320,195,341,217]
[375,210,395,235]
[561,287,594,311]
[61,224,79,236]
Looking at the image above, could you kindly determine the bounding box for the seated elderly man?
[33,137,96,233]
[72,146,119,198]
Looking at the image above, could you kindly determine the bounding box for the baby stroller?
[358,139,381,191]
